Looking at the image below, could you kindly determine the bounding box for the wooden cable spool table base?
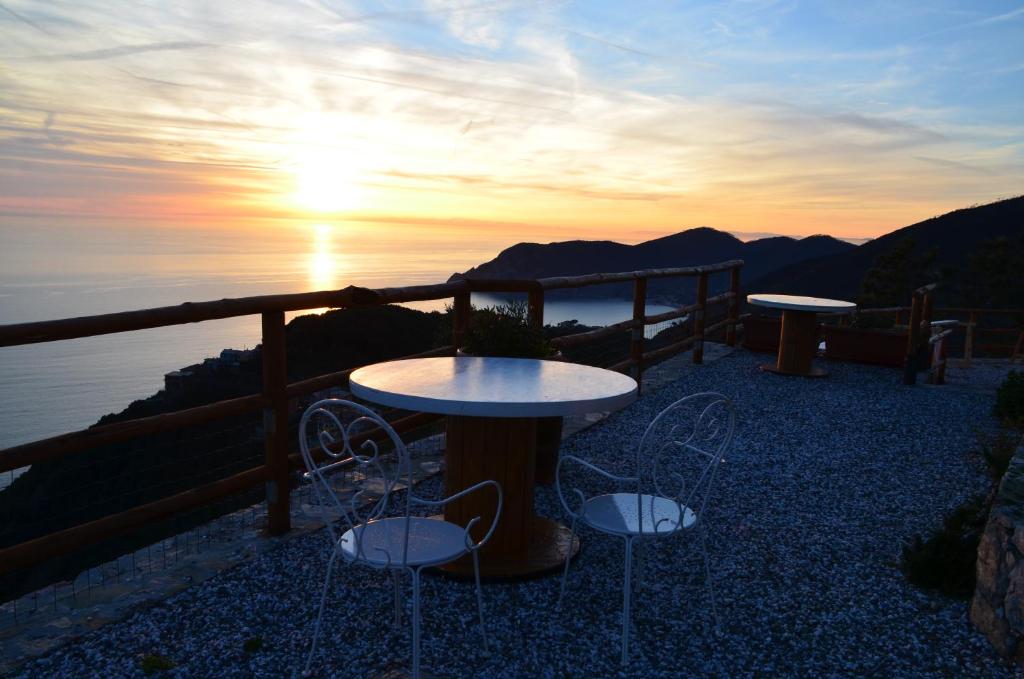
[758,309,828,377]
[435,415,580,580]
[747,294,856,378]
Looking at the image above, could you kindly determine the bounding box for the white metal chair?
[555,392,735,664]
[298,399,502,678]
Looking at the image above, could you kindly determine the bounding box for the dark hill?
[455,240,633,280]
[745,196,1024,301]
[451,227,854,302]
[0,304,446,600]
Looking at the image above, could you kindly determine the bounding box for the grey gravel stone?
[10,350,1016,678]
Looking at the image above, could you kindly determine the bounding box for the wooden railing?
[0,259,743,579]
[902,283,939,385]
[819,285,1022,384]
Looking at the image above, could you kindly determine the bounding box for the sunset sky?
[1,0,1022,243]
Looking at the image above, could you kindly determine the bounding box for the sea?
[0,222,670,486]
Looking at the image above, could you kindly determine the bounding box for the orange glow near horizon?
[1,3,1022,247]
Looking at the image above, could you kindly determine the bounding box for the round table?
[747,294,856,377]
[349,356,637,579]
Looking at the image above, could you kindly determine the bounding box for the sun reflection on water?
[304,223,347,315]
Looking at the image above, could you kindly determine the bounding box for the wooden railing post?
[452,292,471,353]
[934,334,948,384]
[631,277,647,390]
[261,311,291,535]
[725,266,740,347]
[903,293,923,385]
[693,272,709,364]
[921,290,934,368]
[527,288,544,331]
[965,310,977,366]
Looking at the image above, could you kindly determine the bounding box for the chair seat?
[340,517,467,567]
[581,493,696,536]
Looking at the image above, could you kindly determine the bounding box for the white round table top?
[349,357,638,418]
[747,293,856,313]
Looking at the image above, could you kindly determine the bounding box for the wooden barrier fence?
[0,260,743,579]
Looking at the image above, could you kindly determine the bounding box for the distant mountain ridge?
[450,227,854,302]
[744,195,1024,301]
[451,196,1024,304]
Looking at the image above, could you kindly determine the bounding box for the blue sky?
[0,0,1021,241]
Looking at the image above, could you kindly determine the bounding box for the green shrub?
[139,654,177,675]
[463,301,552,359]
[901,496,986,599]
[995,371,1024,429]
[977,429,1020,481]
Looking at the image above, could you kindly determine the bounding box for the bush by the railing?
[901,430,1019,598]
[995,371,1024,429]
[462,301,552,359]
[901,496,986,599]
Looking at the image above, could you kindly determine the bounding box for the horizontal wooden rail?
[973,327,1022,335]
[373,281,470,305]
[0,465,267,576]
[642,335,698,365]
[0,286,385,347]
[550,291,736,347]
[706,291,734,306]
[550,318,637,349]
[536,260,743,290]
[0,393,267,474]
[820,306,908,317]
[465,279,543,293]
[0,261,744,348]
[704,317,732,338]
[0,258,746,581]
[607,357,635,373]
[934,307,1024,315]
[645,302,699,325]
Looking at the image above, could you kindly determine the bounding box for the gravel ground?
[11,351,1016,678]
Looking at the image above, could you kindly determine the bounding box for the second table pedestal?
[759,309,828,377]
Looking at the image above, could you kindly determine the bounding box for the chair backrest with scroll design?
[636,392,735,533]
[298,398,415,567]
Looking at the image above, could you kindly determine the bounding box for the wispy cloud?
[0,0,49,34]
[16,41,213,62]
[0,0,1021,240]
[914,3,1024,38]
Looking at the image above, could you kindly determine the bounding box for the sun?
[292,152,362,213]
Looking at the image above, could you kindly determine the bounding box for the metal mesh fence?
[0,411,446,633]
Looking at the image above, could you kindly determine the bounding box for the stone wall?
[972,438,1024,663]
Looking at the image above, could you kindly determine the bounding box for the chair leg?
[411,567,422,679]
[633,540,643,594]
[699,523,720,634]
[393,570,402,627]
[303,547,340,677]
[622,536,634,666]
[472,550,489,653]
[556,516,578,611]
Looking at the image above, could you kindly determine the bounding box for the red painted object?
[823,325,907,367]
[742,315,782,353]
